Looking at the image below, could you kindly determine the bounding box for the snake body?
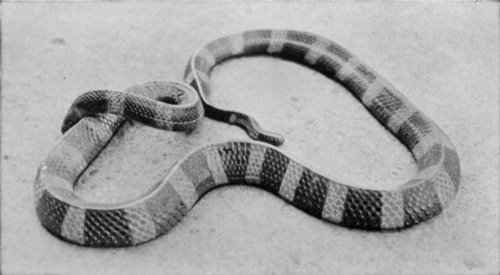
[35,30,460,247]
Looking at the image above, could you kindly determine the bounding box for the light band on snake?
[34,29,461,247]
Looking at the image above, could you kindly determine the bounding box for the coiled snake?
[34,30,461,247]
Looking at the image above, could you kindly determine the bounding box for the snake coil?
[35,30,460,247]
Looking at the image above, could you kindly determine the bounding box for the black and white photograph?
[1,2,498,274]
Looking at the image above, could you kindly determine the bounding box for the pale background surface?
[1,3,499,275]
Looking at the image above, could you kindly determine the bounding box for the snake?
[34,29,461,247]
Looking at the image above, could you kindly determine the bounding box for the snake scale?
[34,30,461,247]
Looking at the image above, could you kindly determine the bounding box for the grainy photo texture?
[1,2,499,275]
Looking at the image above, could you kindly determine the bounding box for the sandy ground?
[1,2,499,275]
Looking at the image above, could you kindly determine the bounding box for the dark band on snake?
[34,29,461,247]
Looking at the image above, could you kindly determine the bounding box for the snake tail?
[35,30,461,247]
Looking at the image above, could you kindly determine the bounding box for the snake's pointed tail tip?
[261,133,285,147]
[273,136,285,146]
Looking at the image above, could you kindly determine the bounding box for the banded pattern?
[62,81,203,134]
[35,30,460,247]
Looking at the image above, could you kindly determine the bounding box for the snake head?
[61,107,85,133]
